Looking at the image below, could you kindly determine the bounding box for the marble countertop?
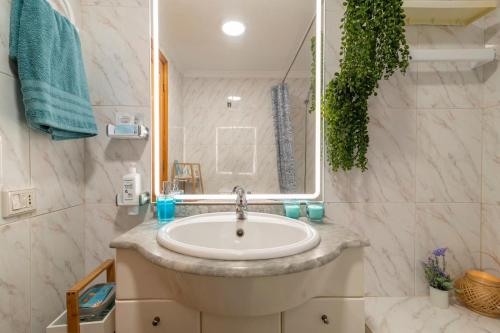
[365,297,500,333]
[110,217,369,278]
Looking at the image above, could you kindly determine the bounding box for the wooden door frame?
[159,51,169,183]
[152,49,169,201]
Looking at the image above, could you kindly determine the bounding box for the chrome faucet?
[232,186,248,220]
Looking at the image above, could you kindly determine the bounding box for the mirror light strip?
[152,0,160,196]
[152,0,323,201]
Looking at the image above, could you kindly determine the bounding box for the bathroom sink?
[156,212,320,260]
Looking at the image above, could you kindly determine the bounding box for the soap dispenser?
[122,164,141,215]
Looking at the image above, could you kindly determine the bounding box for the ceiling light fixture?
[222,21,246,37]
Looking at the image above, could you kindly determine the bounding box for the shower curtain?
[271,83,297,193]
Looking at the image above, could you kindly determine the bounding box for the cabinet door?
[282,298,364,333]
[202,313,280,333]
[116,300,200,333]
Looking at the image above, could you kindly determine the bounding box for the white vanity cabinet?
[114,247,366,333]
[283,298,365,333]
[202,313,281,333]
[115,300,200,333]
[115,298,364,333]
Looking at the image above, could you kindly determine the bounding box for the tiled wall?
[324,0,500,297]
[167,61,185,179]
[81,0,152,275]
[482,6,500,277]
[181,76,311,194]
[2,0,500,331]
[0,1,86,332]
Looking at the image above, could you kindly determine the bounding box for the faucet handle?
[232,185,244,194]
[232,186,248,220]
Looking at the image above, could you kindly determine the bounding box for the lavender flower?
[432,247,448,257]
[423,247,453,291]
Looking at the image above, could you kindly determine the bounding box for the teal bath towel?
[9,0,97,140]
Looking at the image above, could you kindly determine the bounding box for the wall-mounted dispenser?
[116,164,150,215]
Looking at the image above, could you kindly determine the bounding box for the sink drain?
[236,228,244,237]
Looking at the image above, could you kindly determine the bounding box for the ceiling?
[159,0,316,76]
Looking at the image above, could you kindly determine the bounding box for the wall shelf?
[410,48,496,68]
[106,124,149,140]
[404,1,497,26]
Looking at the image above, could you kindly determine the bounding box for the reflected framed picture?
[192,164,201,178]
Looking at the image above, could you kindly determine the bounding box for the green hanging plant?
[322,0,410,172]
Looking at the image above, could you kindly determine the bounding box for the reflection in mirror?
[153,0,321,199]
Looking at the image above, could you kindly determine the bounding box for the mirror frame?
[151,0,323,202]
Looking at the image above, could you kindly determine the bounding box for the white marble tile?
[0,0,13,77]
[417,25,483,109]
[482,108,500,204]
[0,221,30,333]
[349,104,416,203]
[185,125,216,147]
[323,168,350,203]
[416,109,481,203]
[326,203,415,296]
[168,61,184,128]
[481,205,500,276]
[253,144,280,193]
[376,64,418,110]
[323,0,418,108]
[216,127,257,147]
[183,77,277,117]
[483,9,500,108]
[415,204,480,295]
[85,204,148,275]
[375,26,418,110]
[48,0,82,29]
[168,125,185,172]
[81,5,149,106]
[417,62,483,109]
[215,144,234,175]
[366,297,500,333]
[483,60,500,109]
[180,76,310,194]
[30,206,85,333]
[233,145,256,175]
[85,106,150,204]
[323,0,342,81]
[30,129,84,214]
[0,74,30,211]
[81,0,148,7]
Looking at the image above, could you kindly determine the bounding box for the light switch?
[11,194,22,210]
[2,187,36,218]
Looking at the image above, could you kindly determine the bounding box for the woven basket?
[454,270,500,318]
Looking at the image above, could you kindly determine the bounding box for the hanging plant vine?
[322,0,410,171]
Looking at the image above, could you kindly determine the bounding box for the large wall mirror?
[152,0,323,201]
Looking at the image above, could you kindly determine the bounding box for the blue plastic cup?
[284,201,301,219]
[306,201,324,223]
[157,195,176,223]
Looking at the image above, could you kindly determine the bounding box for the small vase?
[429,286,449,309]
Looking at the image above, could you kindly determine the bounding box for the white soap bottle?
[122,164,141,215]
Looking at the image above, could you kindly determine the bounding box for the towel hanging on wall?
[9,0,98,140]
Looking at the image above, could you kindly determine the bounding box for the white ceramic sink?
[157,212,320,260]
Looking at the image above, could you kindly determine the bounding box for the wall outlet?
[2,187,36,218]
